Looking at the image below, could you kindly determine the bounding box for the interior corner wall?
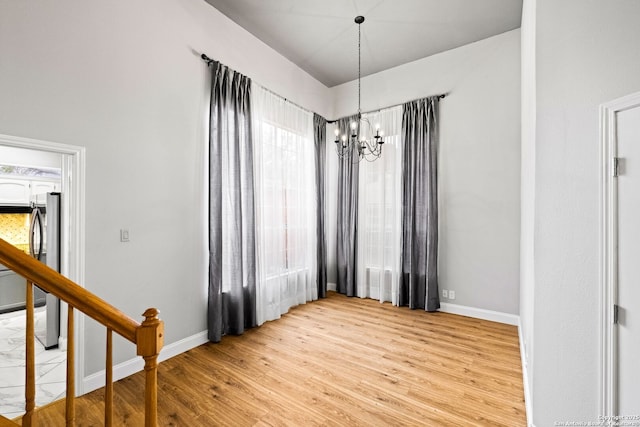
[329,30,522,315]
[534,0,640,424]
[520,0,536,422]
[0,0,331,380]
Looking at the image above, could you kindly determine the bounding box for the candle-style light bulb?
[375,123,380,130]
[350,121,357,130]
[334,128,340,136]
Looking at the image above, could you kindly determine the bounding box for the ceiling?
[204,0,523,87]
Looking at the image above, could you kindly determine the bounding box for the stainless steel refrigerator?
[30,192,61,349]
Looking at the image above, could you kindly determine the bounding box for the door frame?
[0,133,86,395]
[599,91,640,416]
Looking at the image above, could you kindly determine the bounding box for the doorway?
[0,133,86,414]
[600,91,640,416]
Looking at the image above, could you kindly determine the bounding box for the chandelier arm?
[362,149,382,162]
[335,140,350,159]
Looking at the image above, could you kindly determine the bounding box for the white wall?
[0,0,330,378]
[520,0,536,421]
[330,30,522,315]
[533,0,640,424]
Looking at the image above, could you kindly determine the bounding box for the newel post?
[136,308,164,427]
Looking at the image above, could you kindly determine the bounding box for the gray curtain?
[208,61,257,342]
[313,113,328,299]
[399,97,440,311]
[336,115,359,297]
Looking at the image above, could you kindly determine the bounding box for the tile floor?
[0,308,66,420]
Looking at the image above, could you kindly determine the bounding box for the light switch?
[120,229,130,242]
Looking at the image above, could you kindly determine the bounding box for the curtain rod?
[201,53,312,115]
[200,53,447,123]
[325,93,447,124]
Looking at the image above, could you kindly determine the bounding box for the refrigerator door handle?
[29,207,44,260]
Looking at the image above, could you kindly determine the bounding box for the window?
[257,121,316,278]
[252,86,317,324]
[356,106,403,303]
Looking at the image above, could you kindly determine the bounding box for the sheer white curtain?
[252,85,318,325]
[356,106,403,304]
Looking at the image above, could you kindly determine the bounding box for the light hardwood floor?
[28,292,526,426]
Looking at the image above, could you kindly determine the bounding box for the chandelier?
[334,16,384,162]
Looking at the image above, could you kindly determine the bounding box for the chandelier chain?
[358,20,361,115]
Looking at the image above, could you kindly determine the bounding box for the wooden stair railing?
[0,415,19,427]
[0,238,164,426]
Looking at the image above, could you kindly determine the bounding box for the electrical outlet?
[120,229,130,242]
[442,289,448,298]
[449,290,456,300]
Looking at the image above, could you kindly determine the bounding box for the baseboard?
[439,302,519,326]
[327,282,337,292]
[82,330,209,394]
[58,336,68,352]
[518,319,534,427]
[83,352,145,395]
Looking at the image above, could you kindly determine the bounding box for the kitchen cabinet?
[0,178,60,206]
[31,181,59,205]
[0,179,31,205]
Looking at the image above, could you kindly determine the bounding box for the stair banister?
[0,238,163,426]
